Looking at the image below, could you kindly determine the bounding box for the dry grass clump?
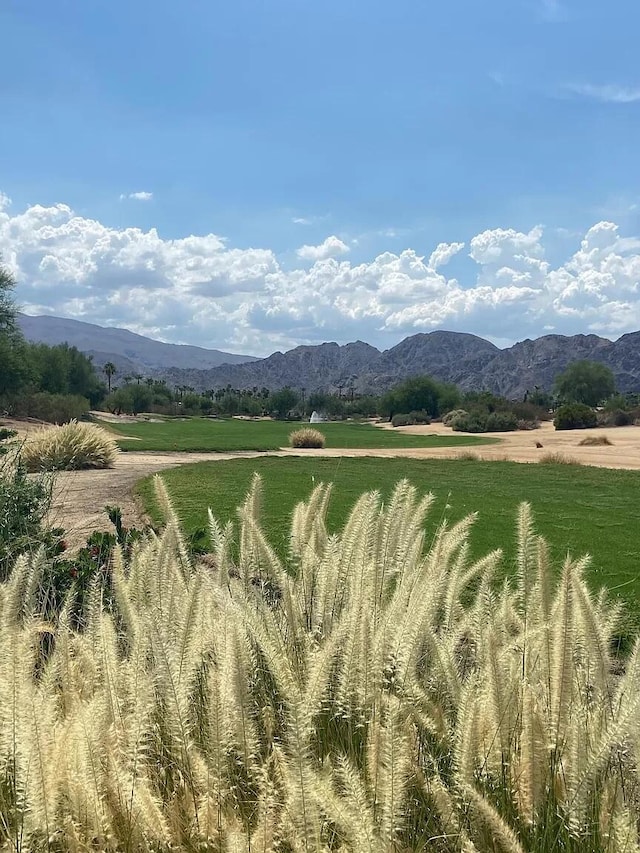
[539,450,580,465]
[289,426,326,448]
[456,450,480,461]
[579,434,613,446]
[1,477,639,851]
[20,419,119,471]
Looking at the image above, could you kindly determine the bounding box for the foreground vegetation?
[139,456,640,625]
[104,417,495,452]
[1,476,639,851]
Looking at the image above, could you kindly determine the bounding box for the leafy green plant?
[554,402,597,430]
[0,434,61,577]
[392,410,431,427]
[46,505,145,619]
[485,410,518,431]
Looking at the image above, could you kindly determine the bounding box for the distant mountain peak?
[17,313,640,398]
[17,313,258,375]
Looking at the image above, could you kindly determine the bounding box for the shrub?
[442,408,468,426]
[0,442,61,577]
[1,479,639,851]
[456,450,480,461]
[392,411,432,427]
[579,434,613,446]
[485,411,518,432]
[539,451,580,464]
[451,411,488,433]
[553,403,597,430]
[289,427,325,448]
[21,420,119,471]
[516,418,540,430]
[391,413,412,427]
[7,391,90,423]
[612,409,633,426]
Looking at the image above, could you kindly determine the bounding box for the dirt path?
[6,418,640,549]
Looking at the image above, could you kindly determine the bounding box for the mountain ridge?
[17,313,258,375]
[17,313,640,398]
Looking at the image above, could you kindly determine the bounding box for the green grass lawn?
[102,417,496,452]
[138,456,640,628]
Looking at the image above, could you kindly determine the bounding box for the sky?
[1,0,640,357]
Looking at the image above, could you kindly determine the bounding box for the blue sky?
[1,0,640,355]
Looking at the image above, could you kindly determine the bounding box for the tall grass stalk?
[0,475,637,851]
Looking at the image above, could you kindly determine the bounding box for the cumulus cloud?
[3,194,640,355]
[119,191,154,201]
[0,192,11,211]
[567,84,640,104]
[296,235,350,261]
[428,242,465,270]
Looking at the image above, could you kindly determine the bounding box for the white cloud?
[292,217,312,225]
[567,84,640,104]
[4,194,640,355]
[119,191,154,201]
[296,235,350,261]
[0,192,11,212]
[428,242,465,270]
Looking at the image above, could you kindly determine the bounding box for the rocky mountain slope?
[17,313,257,376]
[19,313,640,398]
[165,331,640,397]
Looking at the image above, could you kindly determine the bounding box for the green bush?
[391,413,412,427]
[451,412,488,433]
[7,391,90,423]
[553,403,597,430]
[442,408,468,426]
[0,442,61,578]
[485,411,518,432]
[392,411,432,427]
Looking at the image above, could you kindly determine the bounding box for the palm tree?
[103,362,116,393]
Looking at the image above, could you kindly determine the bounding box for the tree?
[103,362,117,393]
[269,387,299,419]
[380,375,460,419]
[0,259,32,397]
[554,360,615,407]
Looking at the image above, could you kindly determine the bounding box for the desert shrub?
[21,420,119,471]
[289,427,325,448]
[539,451,580,464]
[579,434,613,446]
[456,450,480,461]
[392,411,431,427]
[554,402,597,430]
[484,410,518,431]
[611,409,633,426]
[7,391,90,423]
[510,400,548,421]
[1,479,639,851]
[442,408,468,426]
[0,442,61,578]
[391,413,412,427]
[451,411,488,432]
[516,418,540,430]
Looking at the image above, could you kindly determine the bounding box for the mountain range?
[18,313,640,399]
[17,313,258,376]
